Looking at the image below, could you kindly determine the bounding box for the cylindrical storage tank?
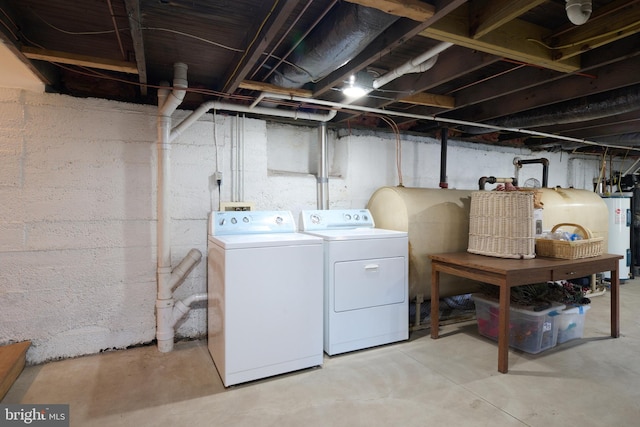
[602,195,631,281]
[537,187,609,248]
[367,186,478,300]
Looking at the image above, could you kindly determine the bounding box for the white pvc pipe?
[168,248,202,291]
[566,0,592,25]
[172,293,208,326]
[317,122,329,209]
[261,92,640,153]
[373,42,452,89]
[171,101,338,143]
[156,63,204,353]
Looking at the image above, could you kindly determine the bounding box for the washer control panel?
[209,210,295,235]
[299,209,374,231]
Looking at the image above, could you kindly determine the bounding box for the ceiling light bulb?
[343,85,368,99]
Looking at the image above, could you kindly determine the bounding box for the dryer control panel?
[299,209,374,231]
[209,210,295,235]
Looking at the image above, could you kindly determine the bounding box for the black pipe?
[440,127,448,188]
[478,176,517,190]
[516,158,549,187]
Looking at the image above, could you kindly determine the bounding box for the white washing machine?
[207,210,324,387]
[300,209,408,356]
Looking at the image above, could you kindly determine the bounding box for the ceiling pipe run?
[171,101,337,143]
[259,92,640,153]
[566,0,592,25]
[373,42,453,90]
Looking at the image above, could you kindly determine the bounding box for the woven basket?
[468,191,535,259]
[535,223,603,259]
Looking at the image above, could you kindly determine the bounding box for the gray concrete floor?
[4,280,640,426]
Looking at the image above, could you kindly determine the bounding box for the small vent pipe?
[566,0,592,25]
[317,122,329,209]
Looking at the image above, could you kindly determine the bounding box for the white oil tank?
[537,187,609,249]
[602,195,631,281]
[367,186,477,300]
[367,186,610,300]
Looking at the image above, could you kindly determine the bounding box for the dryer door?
[333,257,406,312]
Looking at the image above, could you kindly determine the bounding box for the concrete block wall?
[0,87,606,364]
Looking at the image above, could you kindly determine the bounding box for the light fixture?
[342,74,371,99]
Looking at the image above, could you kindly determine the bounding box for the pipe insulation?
[459,84,640,135]
[270,3,397,88]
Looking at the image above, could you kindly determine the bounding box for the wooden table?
[429,252,622,373]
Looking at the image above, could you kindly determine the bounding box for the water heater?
[602,195,631,281]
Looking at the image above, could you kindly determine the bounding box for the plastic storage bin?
[556,305,591,344]
[473,293,565,354]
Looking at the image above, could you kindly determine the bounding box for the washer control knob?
[275,216,283,225]
[243,216,249,223]
[311,214,321,224]
[231,217,237,224]
[219,218,226,226]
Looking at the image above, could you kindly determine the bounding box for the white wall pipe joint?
[171,293,208,326]
[168,248,202,291]
[159,63,188,116]
[566,0,592,25]
[156,298,175,352]
[373,42,452,89]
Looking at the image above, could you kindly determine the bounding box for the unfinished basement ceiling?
[2,0,640,153]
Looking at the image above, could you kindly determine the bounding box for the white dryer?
[300,209,408,356]
[207,210,324,386]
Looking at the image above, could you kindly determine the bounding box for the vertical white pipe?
[157,63,188,353]
[240,115,245,202]
[157,106,174,353]
[231,116,237,202]
[317,122,329,209]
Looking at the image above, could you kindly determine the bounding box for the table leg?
[611,267,620,338]
[431,266,440,339]
[498,284,510,373]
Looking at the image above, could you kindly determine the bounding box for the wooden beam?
[21,47,138,74]
[470,0,547,39]
[421,5,580,73]
[400,92,455,108]
[239,80,313,97]
[124,0,148,96]
[344,0,435,21]
[313,0,467,97]
[549,1,640,61]
[222,1,302,94]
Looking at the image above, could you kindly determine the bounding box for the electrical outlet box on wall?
[220,202,255,211]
